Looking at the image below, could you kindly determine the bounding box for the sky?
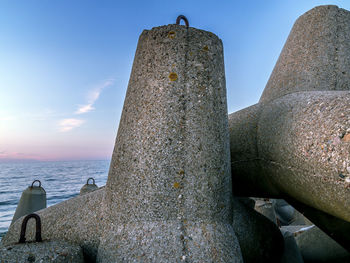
[1,0,350,161]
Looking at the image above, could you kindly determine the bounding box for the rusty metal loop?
[176,15,189,28]
[87,177,95,185]
[31,180,41,188]
[19,213,42,243]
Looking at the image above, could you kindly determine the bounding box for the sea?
[0,160,110,241]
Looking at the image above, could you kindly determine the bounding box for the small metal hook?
[176,15,189,28]
[19,213,42,243]
[87,177,95,185]
[31,180,41,188]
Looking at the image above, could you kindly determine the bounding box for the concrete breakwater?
[0,160,109,242]
[2,5,350,263]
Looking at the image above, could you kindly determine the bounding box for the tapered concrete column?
[230,5,350,222]
[229,5,350,251]
[261,5,350,102]
[98,24,242,262]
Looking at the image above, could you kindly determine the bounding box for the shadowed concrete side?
[286,198,350,251]
[232,198,284,263]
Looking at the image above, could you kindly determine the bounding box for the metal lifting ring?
[31,180,41,188]
[19,213,42,243]
[87,177,95,185]
[176,15,189,28]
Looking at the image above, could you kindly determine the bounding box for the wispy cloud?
[58,78,114,132]
[75,79,115,115]
[75,104,94,115]
[59,118,85,132]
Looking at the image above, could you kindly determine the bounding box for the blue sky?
[1,0,349,161]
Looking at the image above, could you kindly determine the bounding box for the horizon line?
[0,158,111,163]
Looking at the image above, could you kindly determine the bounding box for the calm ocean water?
[0,160,110,241]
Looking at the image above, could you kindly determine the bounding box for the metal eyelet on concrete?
[19,213,42,243]
[30,180,41,188]
[87,177,95,185]
[176,15,189,28]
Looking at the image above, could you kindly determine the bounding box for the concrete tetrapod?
[295,225,350,262]
[2,188,105,261]
[260,5,350,103]
[232,197,284,263]
[231,91,350,220]
[229,4,350,251]
[11,180,46,225]
[97,24,242,262]
[286,198,350,252]
[230,91,350,249]
[2,23,243,262]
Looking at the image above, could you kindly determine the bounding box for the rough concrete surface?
[230,4,350,253]
[231,92,350,222]
[0,240,84,263]
[261,5,350,103]
[3,4,350,262]
[3,24,243,262]
[98,24,242,262]
[2,188,105,261]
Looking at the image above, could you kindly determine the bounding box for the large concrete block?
[3,21,242,262]
[260,5,350,103]
[274,199,310,226]
[280,231,304,263]
[232,198,284,263]
[229,5,350,252]
[231,91,350,222]
[286,198,350,252]
[2,188,104,261]
[11,180,47,225]
[0,240,84,263]
[98,24,242,262]
[295,225,350,262]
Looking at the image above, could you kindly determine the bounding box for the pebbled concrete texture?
[98,24,242,262]
[231,91,350,222]
[2,188,105,261]
[2,23,243,263]
[0,240,84,263]
[229,5,350,252]
[261,5,350,103]
[5,4,350,261]
[259,91,350,221]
